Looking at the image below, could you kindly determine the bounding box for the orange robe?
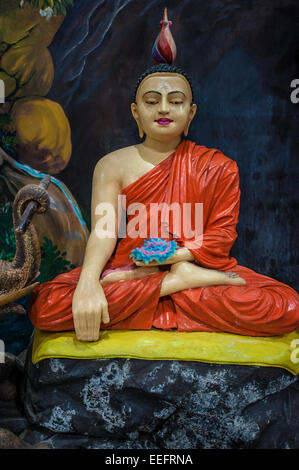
[29,140,299,336]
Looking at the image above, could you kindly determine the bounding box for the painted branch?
[0,282,39,307]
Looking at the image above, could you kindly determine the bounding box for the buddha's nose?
[159,97,170,114]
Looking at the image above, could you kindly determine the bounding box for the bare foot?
[101,266,160,285]
[170,261,246,288]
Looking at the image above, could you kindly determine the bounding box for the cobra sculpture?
[0,176,50,318]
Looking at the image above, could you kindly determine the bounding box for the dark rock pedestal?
[21,342,299,449]
[0,352,28,435]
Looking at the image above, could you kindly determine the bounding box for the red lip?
[155,119,173,125]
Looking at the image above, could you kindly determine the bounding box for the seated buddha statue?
[29,10,299,342]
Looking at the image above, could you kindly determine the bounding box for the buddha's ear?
[184,104,197,137]
[131,102,139,121]
[131,103,144,138]
[189,103,197,121]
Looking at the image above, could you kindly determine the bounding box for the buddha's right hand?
[72,279,110,342]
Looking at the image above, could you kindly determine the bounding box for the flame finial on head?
[152,8,177,65]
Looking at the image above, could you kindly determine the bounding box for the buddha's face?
[131,73,197,142]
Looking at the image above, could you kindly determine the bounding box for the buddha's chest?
[120,161,156,191]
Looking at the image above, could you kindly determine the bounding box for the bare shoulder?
[94,145,137,174]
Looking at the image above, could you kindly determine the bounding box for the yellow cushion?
[32,328,299,375]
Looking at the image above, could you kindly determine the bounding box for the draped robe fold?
[29,140,299,336]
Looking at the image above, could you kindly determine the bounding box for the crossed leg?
[101,262,246,295]
[101,265,160,284]
[29,262,298,336]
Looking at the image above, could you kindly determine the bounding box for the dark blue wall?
[48,0,299,290]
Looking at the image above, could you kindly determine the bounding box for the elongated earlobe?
[184,122,190,137]
[137,122,144,139]
[131,103,144,138]
[184,104,197,136]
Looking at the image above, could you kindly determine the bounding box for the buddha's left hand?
[133,247,195,266]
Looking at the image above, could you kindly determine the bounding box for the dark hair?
[133,64,194,103]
